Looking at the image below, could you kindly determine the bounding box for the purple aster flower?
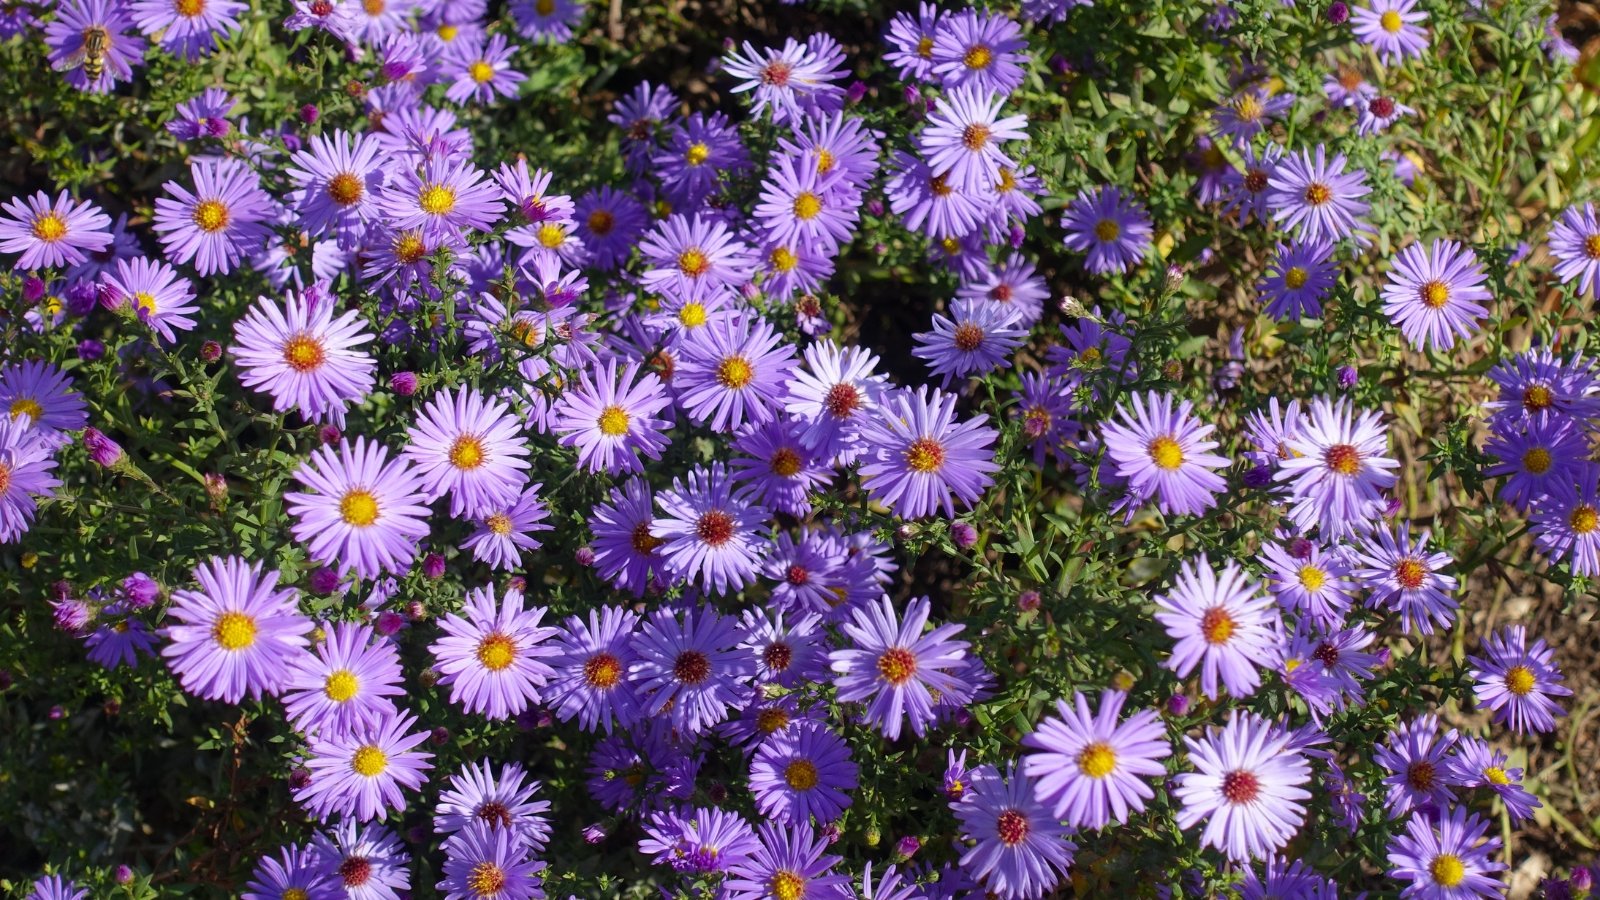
[759,235,835,301]
[1278,623,1380,719]
[379,158,503,240]
[309,821,409,900]
[1259,238,1337,320]
[1357,93,1415,135]
[28,876,86,900]
[652,462,769,595]
[1022,689,1171,830]
[244,844,340,900]
[295,709,432,822]
[610,80,677,174]
[652,111,752,209]
[1324,66,1377,108]
[674,314,798,434]
[282,620,403,736]
[829,595,970,741]
[45,0,145,93]
[1211,87,1294,146]
[750,722,858,826]
[1101,391,1230,517]
[1237,858,1338,900]
[1381,239,1491,351]
[1386,807,1506,899]
[508,0,583,41]
[959,255,1049,329]
[443,34,526,104]
[754,154,857,254]
[724,822,853,900]
[1353,525,1459,634]
[785,340,887,463]
[729,419,831,518]
[287,130,384,243]
[1175,711,1311,862]
[99,256,197,344]
[404,387,530,518]
[884,3,942,82]
[1154,555,1281,700]
[130,0,242,59]
[1012,372,1076,468]
[917,87,1028,194]
[282,0,358,42]
[436,822,545,900]
[231,288,375,424]
[953,763,1075,900]
[1467,625,1571,735]
[461,485,551,572]
[929,9,1028,94]
[285,437,432,579]
[1483,420,1592,512]
[781,112,882,193]
[167,88,236,141]
[1061,186,1153,276]
[160,556,313,703]
[0,359,86,447]
[1325,761,1367,834]
[1352,0,1430,64]
[547,606,641,734]
[84,615,157,669]
[912,298,1025,387]
[1445,736,1540,824]
[638,806,759,874]
[738,607,826,688]
[629,605,755,736]
[1267,145,1372,245]
[553,358,671,475]
[0,191,111,271]
[1220,143,1284,224]
[858,385,1000,520]
[1549,203,1600,299]
[639,213,757,304]
[1530,470,1600,575]
[430,584,559,720]
[1261,537,1357,626]
[152,158,275,276]
[1276,396,1399,539]
[1483,348,1600,430]
[574,186,647,270]
[589,478,668,597]
[723,37,847,125]
[435,758,552,851]
[884,150,985,241]
[1374,714,1460,816]
[0,411,62,542]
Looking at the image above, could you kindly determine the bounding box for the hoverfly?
[73,24,110,83]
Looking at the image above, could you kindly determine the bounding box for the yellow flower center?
[1484,766,1511,786]
[8,398,42,423]
[1522,446,1552,474]
[324,669,359,702]
[1094,219,1121,242]
[1304,183,1332,206]
[677,301,707,327]
[1380,9,1404,33]
[961,123,991,150]
[327,172,365,206]
[587,209,614,234]
[1570,504,1599,535]
[191,199,231,233]
[1200,607,1235,645]
[537,223,565,249]
[282,334,326,372]
[1585,234,1600,260]
[757,707,790,734]
[486,512,513,535]
[771,871,805,900]
[1284,266,1309,289]
[133,291,158,315]
[477,633,517,671]
[362,0,382,12]
[469,60,494,83]
[1077,742,1117,779]
[685,142,710,166]
[1428,854,1465,888]
[814,148,835,173]
[449,435,486,470]
[467,862,507,898]
[283,889,310,900]
[1420,280,1450,309]
[598,405,630,436]
[31,211,67,242]
[394,231,427,264]
[963,44,992,70]
[904,437,945,473]
[1148,435,1184,470]
[584,653,622,688]
[770,247,799,272]
[784,759,819,791]
[350,745,387,777]
[877,647,918,685]
[1298,565,1326,591]
[916,35,933,58]
[1233,93,1263,122]
[1523,384,1553,411]
[770,448,802,477]
[716,356,753,389]
[340,489,380,527]
[792,192,822,221]
[534,0,553,13]
[1503,664,1536,696]
[436,23,458,40]
[211,611,258,651]
[418,184,456,215]
[677,248,709,276]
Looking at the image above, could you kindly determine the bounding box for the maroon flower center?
[1394,557,1428,590]
[995,809,1030,845]
[339,857,372,887]
[1313,642,1340,667]
[1369,96,1396,117]
[877,647,918,685]
[1407,761,1436,791]
[760,61,792,86]
[1243,169,1269,193]
[1323,443,1361,476]
[989,283,1013,302]
[824,383,861,419]
[785,564,809,585]
[695,510,735,547]
[1221,770,1261,804]
[475,800,513,829]
[674,650,711,684]
[1304,183,1333,206]
[953,322,985,352]
[764,642,793,672]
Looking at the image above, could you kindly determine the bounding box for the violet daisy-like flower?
[1260,537,1357,627]
[45,0,145,93]
[28,876,86,900]
[404,387,529,518]
[749,722,858,826]
[287,130,384,243]
[285,437,432,580]
[1022,690,1171,830]
[1467,625,1571,735]
[652,462,770,595]
[232,288,376,423]
[443,33,526,105]
[929,8,1028,94]
[739,607,826,688]
[84,615,157,669]
[0,190,111,271]
[1012,372,1076,468]
[589,478,669,597]
[1483,348,1600,430]
[574,186,647,271]
[652,112,752,209]
[435,758,552,850]
[729,419,832,518]
[912,298,1026,388]
[1530,467,1600,575]
[884,150,984,241]
[1353,525,1459,634]
[724,822,853,900]
[160,556,313,703]
[437,822,545,900]
[639,213,757,304]
[553,358,671,475]
[858,385,1000,520]
[430,584,559,721]
[884,2,942,82]
[152,158,275,276]
[0,412,62,543]
[1277,623,1381,719]
[1154,555,1281,700]
[674,314,799,434]
[1221,143,1284,224]
[167,87,235,141]
[508,0,583,41]
[282,621,404,736]
[1061,186,1153,276]
[1267,145,1372,245]
[461,485,551,572]
[1381,239,1491,351]
[1101,391,1230,517]
[1259,238,1338,320]
[917,87,1028,194]
[1237,858,1338,900]
[379,157,504,239]
[1386,807,1506,899]
[953,763,1076,900]
[754,154,857,254]
[1374,714,1460,816]
[785,340,887,462]
[960,255,1049,329]
[0,359,87,447]
[1548,203,1600,299]
[1483,419,1592,512]
[1357,93,1416,135]
[637,806,760,874]
[1352,0,1430,64]
[100,256,198,344]
[1445,736,1540,825]
[629,605,755,736]
[296,709,432,822]
[1211,87,1294,146]
[243,844,340,900]
[829,595,970,741]
[722,37,847,125]
[130,0,242,60]
[1276,396,1400,539]
[309,820,410,900]
[547,606,642,734]
[1175,711,1312,862]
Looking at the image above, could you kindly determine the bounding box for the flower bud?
[389,371,419,396]
[429,726,449,746]
[895,835,921,859]
[423,553,447,579]
[300,103,320,124]
[200,340,223,363]
[77,339,105,361]
[115,866,134,885]
[575,546,596,567]
[1327,1,1350,24]
[1166,694,1190,716]
[1337,365,1359,390]
[22,276,46,303]
[82,427,124,468]
[950,521,978,549]
[318,425,341,445]
[308,567,340,595]
[1017,590,1041,612]
[122,572,160,607]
